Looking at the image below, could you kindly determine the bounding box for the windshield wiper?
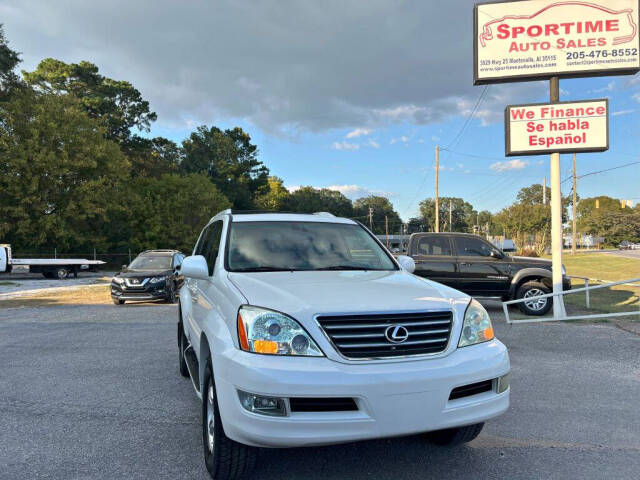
[233,266,292,272]
[315,265,374,271]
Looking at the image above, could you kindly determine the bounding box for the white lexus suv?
[177,210,510,479]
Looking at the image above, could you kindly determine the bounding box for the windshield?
[227,221,397,272]
[128,255,172,270]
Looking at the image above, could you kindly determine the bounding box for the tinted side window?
[415,236,451,256]
[203,221,223,275]
[194,227,209,256]
[455,237,493,257]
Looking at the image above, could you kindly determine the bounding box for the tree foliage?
[577,196,640,245]
[254,176,290,211]
[283,187,353,217]
[0,89,129,250]
[0,24,21,97]
[418,197,475,233]
[23,59,157,143]
[181,126,269,209]
[353,196,402,234]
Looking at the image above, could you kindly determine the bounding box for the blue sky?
[150,74,640,221]
[3,1,639,221]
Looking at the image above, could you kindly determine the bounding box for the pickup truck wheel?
[178,324,189,378]
[202,365,256,480]
[428,422,484,446]
[517,281,552,316]
[56,267,69,280]
[166,283,177,304]
[112,298,125,305]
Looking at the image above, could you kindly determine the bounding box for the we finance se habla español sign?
[474,0,640,84]
[505,99,609,156]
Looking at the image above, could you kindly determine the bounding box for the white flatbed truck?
[0,244,105,279]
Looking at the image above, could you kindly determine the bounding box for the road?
[0,302,639,480]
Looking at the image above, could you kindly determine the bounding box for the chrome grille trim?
[316,310,453,360]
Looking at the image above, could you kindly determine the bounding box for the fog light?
[496,373,510,394]
[237,390,287,416]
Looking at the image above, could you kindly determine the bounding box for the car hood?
[227,270,469,317]
[116,269,172,278]
[507,256,552,268]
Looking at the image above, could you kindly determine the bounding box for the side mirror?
[121,264,127,271]
[490,250,503,259]
[396,255,416,274]
[181,255,209,280]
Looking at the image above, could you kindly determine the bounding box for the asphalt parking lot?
[1,302,639,479]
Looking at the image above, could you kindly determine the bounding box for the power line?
[561,160,640,184]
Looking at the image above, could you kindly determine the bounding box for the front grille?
[316,311,453,359]
[449,380,493,400]
[289,397,358,412]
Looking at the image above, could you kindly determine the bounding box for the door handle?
[460,262,472,266]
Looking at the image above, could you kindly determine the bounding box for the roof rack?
[312,212,335,217]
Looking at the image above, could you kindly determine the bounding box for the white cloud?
[332,141,360,151]
[367,139,380,148]
[612,109,635,116]
[390,135,410,145]
[431,135,440,142]
[591,81,615,93]
[490,159,529,172]
[346,128,372,138]
[633,93,640,103]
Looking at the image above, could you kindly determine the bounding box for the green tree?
[254,176,290,211]
[353,196,402,234]
[0,24,22,98]
[407,217,425,234]
[493,204,551,255]
[123,135,182,177]
[23,59,157,143]
[0,90,129,250]
[181,126,269,209]
[122,173,231,252]
[283,187,353,217]
[418,197,475,232]
[577,196,640,246]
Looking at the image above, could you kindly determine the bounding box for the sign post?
[549,76,567,318]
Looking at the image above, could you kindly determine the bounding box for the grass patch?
[0,285,112,308]
[0,281,18,286]
[560,254,640,315]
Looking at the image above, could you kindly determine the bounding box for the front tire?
[112,298,124,305]
[56,267,69,280]
[517,281,552,316]
[166,283,177,304]
[202,364,256,480]
[428,423,484,446]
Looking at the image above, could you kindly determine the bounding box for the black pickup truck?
[406,232,571,315]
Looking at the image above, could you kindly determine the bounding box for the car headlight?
[458,299,494,348]
[237,306,323,356]
[149,276,167,283]
[112,276,124,284]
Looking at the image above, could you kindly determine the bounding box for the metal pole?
[385,216,389,248]
[550,76,567,319]
[572,153,577,255]
[54,247,57,259]
[93,248,96,260]
[435,145,439,233]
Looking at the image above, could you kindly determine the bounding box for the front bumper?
[110,282,168,302]
[213,339,509,448]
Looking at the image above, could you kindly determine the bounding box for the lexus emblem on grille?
[384,325,409,344]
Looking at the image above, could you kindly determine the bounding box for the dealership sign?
[505,99,609,155]
[474,0,640,84]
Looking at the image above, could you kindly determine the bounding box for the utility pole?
[385,215,389,248]
[435,145,439,233]
[549,76,567,318]
[368,207,374,231]
[449,200,452,232]
[572,153,577,255]
[543,176,547,205]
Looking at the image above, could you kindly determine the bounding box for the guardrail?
[502,277,640,324]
